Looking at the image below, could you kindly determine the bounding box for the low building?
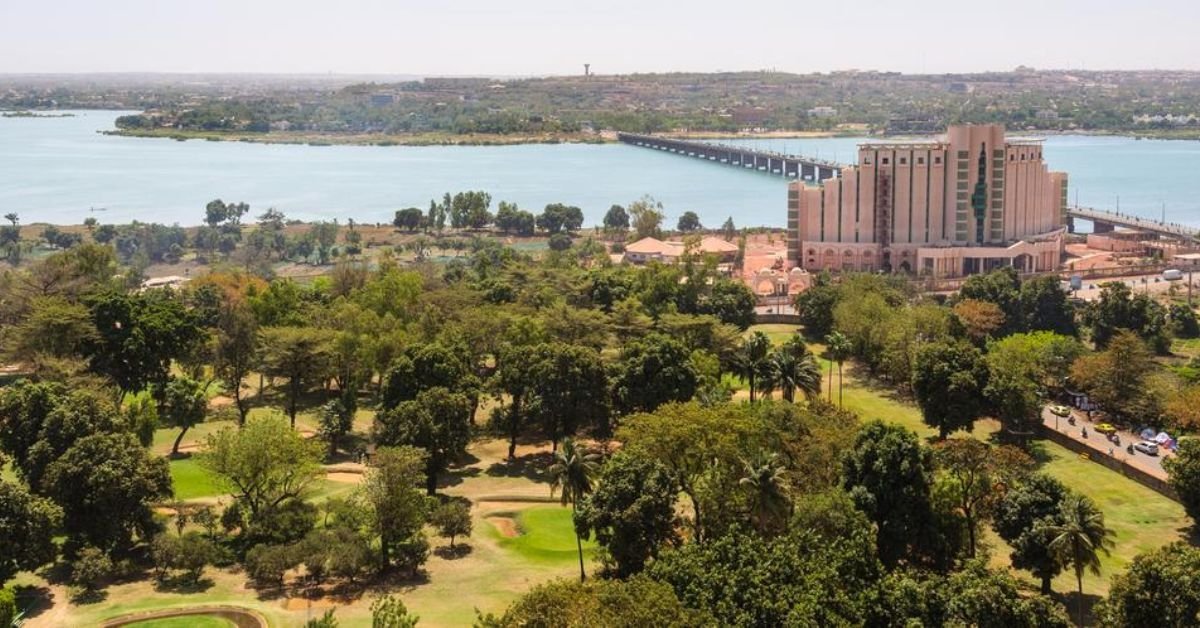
[787,124,1068,277]
[1086,228,1154,254]
[624,236,738,265]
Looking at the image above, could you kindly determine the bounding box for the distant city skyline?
[3,0,1199,75]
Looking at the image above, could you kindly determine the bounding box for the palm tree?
[548,438,600,582]
[738,332,773,402]
[739,452,790,535]
[772,336,823,403]
[1048,494,1115,627]
[825,331,853,408]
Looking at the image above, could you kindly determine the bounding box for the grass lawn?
[485,507,596,565]
[746,323,806,345]
[124,616,235,628]
[168,458,225,500]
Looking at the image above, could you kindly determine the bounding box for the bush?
[371,595,419,628]
[393,534,430,578]
[245,543,297,587]
[0,588,15,628]
[431,501,473,548]
[71,547,113,592]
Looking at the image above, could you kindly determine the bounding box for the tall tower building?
[787,124,1067,277]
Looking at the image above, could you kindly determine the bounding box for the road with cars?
[1042,405,1169,481]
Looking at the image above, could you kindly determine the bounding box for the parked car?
[1095,423,1118,435]
[1163,269,1183,281]
[1134,441,1159,456]
[1050,405,1071,417]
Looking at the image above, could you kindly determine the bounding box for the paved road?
[1041,406,1170,480]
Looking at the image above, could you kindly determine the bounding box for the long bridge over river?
[619,132,1200,242]
[616,132,842,182]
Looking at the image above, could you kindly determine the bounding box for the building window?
[863,158,872,165]
[934,156,942,164]
[917,157,924,165]
[957,150,969,159]
[1010,154,1015,161]
[899,157,907,165]
[881,158,889,165]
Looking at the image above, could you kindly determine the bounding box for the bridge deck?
[616,132,843,181]
[1068,205,1200,240]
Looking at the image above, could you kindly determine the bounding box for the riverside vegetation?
[1,196,1200,626]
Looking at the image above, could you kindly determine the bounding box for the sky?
[2,0,1199,76]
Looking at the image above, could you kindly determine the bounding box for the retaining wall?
[1038,424,1179,501]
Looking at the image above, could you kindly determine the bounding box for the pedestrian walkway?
[1041,406,1169,482]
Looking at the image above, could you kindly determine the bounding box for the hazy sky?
[3,0,1198,75]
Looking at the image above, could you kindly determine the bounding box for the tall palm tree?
[825,331,853,408]
[739,452,790,535]
[738,332,773,402]
[772,336,823,402]
[1048,494,1115,627]
[548,438,600,582]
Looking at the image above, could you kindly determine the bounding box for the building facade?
[787,124,1068,277]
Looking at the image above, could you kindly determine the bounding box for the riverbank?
[103,128,610,147]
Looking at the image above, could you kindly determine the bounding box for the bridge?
[1067,205,1200,242]
[616,132,842,182]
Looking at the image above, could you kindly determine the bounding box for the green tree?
[934,438,1032,557]
[374,387,471,495]
[258,326,334,427]
[957,266,1022,335]
[1020,275,1078,336]
[612,334,698,414]
[363,446,429,571]
[739,451,791,536]
[1085,281,1169,352]
[825,331,852,406]
[1048,494,1116,627]
[317,399,354,459]
[430,500,473,549]
[161,376,208,456]
[628,195,665,239]
[549,438,600,582]
[84,290,205,398]
[43,433,172,553]
[985,332,1083,436]
[1164,438,1200,526]
[575,454,678,577]
[768,336,822,403]
[603,204,629,233]
[736,331,773,402]
[479,577,712,628]
[381,343,471,409]
[536,203,584,234]
[198,414,324,523]
[993,473,1071,594]
[912,340,989,439]
[371,595,420,628]
[393,207,425,232]
[1069,330,1158,425]
[213,300,258,425]
[676,211,702,233]
[794,275,839,338]
[841,420,937,567]
[0,479,62,585]
[721,217,736,241]
[1095,542,1200,628]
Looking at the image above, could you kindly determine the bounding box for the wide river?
[4,110,1200,229]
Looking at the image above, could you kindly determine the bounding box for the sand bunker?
[284,597,337,611]
[487,516,520,538]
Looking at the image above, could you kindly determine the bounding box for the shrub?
[245,543,297,587]
[71,547,113,592]
[0,588,15,628]
[431,501,473,548]
[393,534,430,578]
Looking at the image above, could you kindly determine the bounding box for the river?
[3,111,1200,229]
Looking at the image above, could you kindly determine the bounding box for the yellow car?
[1095,423,1118,435]
[1049,405,1071,418]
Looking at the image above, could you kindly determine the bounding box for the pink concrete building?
[787,124,1068,277]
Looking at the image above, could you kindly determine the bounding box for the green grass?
[826,363,1190,597]
[746,323,805,345]
[168,458,224,500]
[124,616,235,628]
[486,506,595,565]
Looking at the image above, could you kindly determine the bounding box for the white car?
[1134,441,1159,456]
